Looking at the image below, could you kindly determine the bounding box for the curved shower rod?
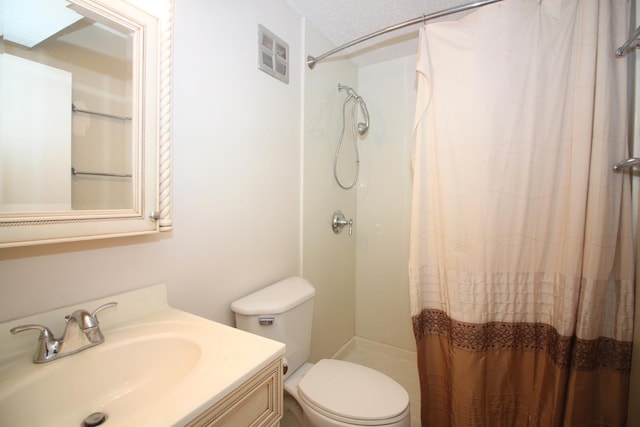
[306,0,504,69]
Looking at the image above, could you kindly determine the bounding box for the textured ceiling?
[284,0,483,66]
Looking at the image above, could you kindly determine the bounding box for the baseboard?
[331,335,416,361]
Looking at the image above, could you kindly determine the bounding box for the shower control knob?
[332,210,353,236]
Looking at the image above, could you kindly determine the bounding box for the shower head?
[338,84,358,100]
[338,84,370,135]
[357,98,369,135]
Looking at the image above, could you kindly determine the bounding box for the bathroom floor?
[332,337,421,427]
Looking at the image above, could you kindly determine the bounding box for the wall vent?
[258,24,289,84]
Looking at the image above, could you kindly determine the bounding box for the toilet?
[231,277,411,427]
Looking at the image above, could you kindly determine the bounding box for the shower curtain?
[409,1,634,426]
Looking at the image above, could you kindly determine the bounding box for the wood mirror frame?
[0,0,173,247]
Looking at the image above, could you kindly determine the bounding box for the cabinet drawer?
[186,358,283,427]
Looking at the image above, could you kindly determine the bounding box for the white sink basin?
[0,285,285,427]
[0,324,201,426]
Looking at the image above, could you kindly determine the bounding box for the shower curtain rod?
[616,25,640,57]
[306,0,504,69]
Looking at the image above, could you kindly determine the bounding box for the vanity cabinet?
[186,357,283,427]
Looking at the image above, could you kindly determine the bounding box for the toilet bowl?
[286,361,410,427]
[231,277,410,427]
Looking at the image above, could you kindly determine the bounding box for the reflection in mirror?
[1,0,134,211]
[0,0,173,247]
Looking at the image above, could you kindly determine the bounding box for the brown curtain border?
[412,308,631,374]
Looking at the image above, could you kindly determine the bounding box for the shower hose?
[334,97,360,190]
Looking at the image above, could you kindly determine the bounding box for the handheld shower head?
[338,84,369,135]
[357,98,370,135]
[334,83,370,189]
[338,84,355,97]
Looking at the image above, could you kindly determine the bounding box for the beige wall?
[302,20,358,361]
[355,56,416,351]
[0,0,303,328]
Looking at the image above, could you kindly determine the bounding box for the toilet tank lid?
[231,277,316,315]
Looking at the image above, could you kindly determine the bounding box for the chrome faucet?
[10,302,117,363]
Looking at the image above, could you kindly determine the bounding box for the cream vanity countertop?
[0,284,285,427]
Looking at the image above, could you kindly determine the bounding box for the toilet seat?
[297,359,409,426]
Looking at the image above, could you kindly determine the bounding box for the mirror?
[0,0,173,247]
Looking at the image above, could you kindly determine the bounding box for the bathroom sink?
[0,285,286,427]
[0,323,201,426]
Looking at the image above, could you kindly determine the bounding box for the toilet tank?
[231,277,315,376]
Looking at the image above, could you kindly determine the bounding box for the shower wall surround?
[302,19,358,361]
[301,25,417,357]
[356,56,416,352]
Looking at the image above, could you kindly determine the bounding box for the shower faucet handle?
[332,210,353,236]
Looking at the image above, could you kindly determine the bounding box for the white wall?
[355,55,416,351]
[0,0,303,327]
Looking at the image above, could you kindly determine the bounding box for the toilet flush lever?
[259,317,275,325]
[332,210,353,236]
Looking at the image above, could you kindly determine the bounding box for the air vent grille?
[258,24,289,84]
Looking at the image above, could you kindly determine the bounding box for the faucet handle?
[91,302,117,318]
[10,324,59,362]
[10,324,54,338]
